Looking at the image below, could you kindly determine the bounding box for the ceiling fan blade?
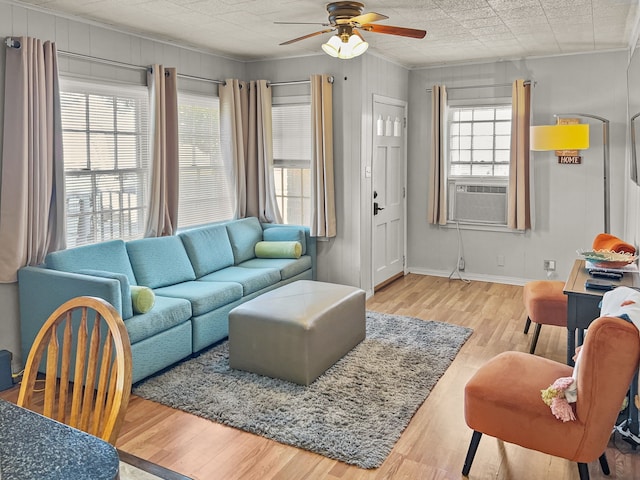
[361,24,427,39]
[350,12,388,25]
[274,21,331,26]
[279,29,334,46]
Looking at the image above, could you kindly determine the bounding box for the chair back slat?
[43,327,59,418]
[17,296,132,445]
[80,316,102,432]
[70,308,89,429]
[91,332,114,436]
[56,318,73,423]
[104,362,117,419]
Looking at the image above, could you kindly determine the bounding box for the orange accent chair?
[462,316,640,480]
[523,280,568,354]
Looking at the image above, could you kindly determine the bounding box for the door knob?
[374,202,385,215]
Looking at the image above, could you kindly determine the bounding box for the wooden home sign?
[558,155,582,164]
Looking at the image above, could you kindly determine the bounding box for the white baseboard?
[407,266,529,286]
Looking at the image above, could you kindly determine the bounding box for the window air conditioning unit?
[449,182,508,225]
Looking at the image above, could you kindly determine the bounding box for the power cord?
[449,221,470,284]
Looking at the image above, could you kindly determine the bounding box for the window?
[449,103,511,178]
[60,79,149,248]
[177,91,233,228]
[447,102,512,226]
[272,97,311,226]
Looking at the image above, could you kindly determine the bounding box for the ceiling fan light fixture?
[345,32,368,57]
[322,31,368,59]
[321,34,342,57]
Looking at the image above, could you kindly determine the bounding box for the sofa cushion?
[199,266,281,296]
[240,256,312,280]
[154,281,243,316]
[126,236,196,289]
[179,224,234,277]
[225,217,263,264]
[45,240,137,285]
[263,226,307,255]
[77,269,134,319]
[124,295,192,344]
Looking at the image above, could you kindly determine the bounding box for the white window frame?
[60,77,149,248]
[446,97,512,229]
[272,95,311,227]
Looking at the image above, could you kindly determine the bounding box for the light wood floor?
[3,274,640,479]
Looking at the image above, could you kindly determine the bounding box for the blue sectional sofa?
[18,217,316,383]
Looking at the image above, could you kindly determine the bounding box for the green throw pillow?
[130,285,155,314]
[255,241,302,259]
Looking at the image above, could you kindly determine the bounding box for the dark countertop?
[0,399,119,480]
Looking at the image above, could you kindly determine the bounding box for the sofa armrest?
[261,223,317,280]
[17,266,127,366]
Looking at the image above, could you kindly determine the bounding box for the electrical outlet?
[544,260,556,271]
[497,255,505,266]
[458,257,465,271]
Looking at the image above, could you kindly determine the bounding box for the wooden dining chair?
[18,296,133,445]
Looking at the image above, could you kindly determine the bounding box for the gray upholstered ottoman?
[228,280,366,385]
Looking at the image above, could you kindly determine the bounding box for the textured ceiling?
[12,0,640,68]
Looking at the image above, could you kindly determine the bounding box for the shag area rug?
[133,311,473,469]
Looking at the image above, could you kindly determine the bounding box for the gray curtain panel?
[220,79,249,219]
[145,65,179,237]
[428,84,447,225]
[310,74,336,238]
[246,80,281,223]
[0,36,65,282]
[220,79,281,223]
[508,79,532,231]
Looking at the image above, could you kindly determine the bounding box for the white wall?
[0,1,245,369]
[247,53,410,294]
[407,51,629,284]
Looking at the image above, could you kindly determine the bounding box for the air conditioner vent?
[461,184,507,194]
[449,182,508,225]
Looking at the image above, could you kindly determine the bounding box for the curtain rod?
[270,76,334,87]
[425,80,533,93]
[4,38,225,85]
[58,49,225,85]
[5,37,333,87]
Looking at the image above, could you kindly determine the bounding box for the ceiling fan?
[277,2,427,59]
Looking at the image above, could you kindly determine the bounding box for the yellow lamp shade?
[530,124,590,151]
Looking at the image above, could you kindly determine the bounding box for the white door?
[372,97,406,289]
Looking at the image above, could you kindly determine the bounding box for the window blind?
[272,100,311,226]
[60,78,149,247]
[177,91,233,228]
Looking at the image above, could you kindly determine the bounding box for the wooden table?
[563,259,640,366]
